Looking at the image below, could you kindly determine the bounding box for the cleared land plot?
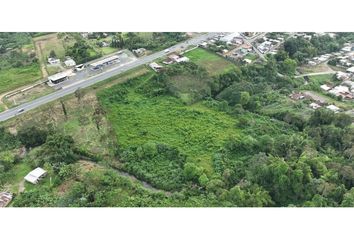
[184,48,236,75]
[33,33,66,60]
[0,63,42,94]
[298,63,334,74]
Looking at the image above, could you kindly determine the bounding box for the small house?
[309,102,321,110]
[64,58,76,67]
[24,167,47,184]
[0,192,13,207]
[48,58,60,65]
[326,104,341,113]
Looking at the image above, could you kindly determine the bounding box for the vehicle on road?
[17,108,24,113]
[164,49,170,53]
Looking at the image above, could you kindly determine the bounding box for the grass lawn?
[185,48,236,76]
[298,63,333,74]
[308,74,335,85]
[0,63,42,94]
[33,33,66,60]
[244,53,258,61]
[99,74,240,173]
[46,65,63,75]
[101,47,118,55]
[4,162,32,193]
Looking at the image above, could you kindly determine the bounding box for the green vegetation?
[0,33,42,93]
[185,48,236,75]
[1,33,354,207]
[121,32,187,52]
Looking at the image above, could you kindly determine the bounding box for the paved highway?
[0,33,218,122]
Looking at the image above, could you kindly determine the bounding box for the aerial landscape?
[1,32,354,207]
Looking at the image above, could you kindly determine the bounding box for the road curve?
[0,33,218,122]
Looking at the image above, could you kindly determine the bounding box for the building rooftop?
[90,55,120,68]
[24,167,47,184]
[48,71,69,81]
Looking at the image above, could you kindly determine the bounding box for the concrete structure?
[0,192,12,207]
[90,55,120,69]
[24,167,47,184]
[48,72,69,85]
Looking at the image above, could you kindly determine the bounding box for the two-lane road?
[0,33,218,122]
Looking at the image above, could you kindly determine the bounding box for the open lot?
[0,63,42,95]
[98,73,240,173]
[184,48,236,75]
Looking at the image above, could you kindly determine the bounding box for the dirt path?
[18,180,25,194]
[295,70,335,78]
[34,40,48,78]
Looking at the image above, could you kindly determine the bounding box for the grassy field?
[308,74,336,85]
[244,53,258,61]
[298,63,334,74]
[0,63,42,94]
[99,74,240,173]
[185,48,236,76]
[33,33,66,60]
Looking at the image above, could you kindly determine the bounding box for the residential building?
[309,102,321,110]
[64,58,76,67]
[149,62,163,72]
[326,105,341,113]
[24,167,47,184]
[320,84,331,91]
[48,57,60,65]
[0,192,13,207]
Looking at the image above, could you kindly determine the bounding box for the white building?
[320,84,331,91]
[326,105,341,113]
[346,66,354,73]
[90,55,120,69]
[309,102,321,110]
[24,167,47,184]
[48,58,60,65]
[64,58,76,67]
[149,62,163,72]
[48,71,70,85]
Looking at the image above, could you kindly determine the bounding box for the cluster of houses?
[199,32,257,62]
[289,92,342,113]
[256,36,282,54]
[149,53,190,72]
[320,83,354,100]
[307,43,354,67]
